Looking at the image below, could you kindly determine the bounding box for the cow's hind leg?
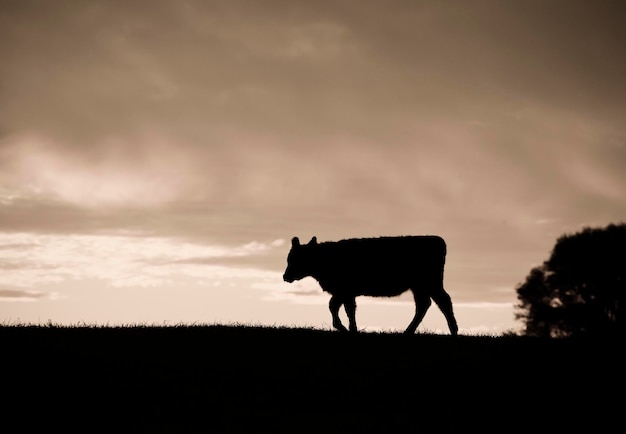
[343,297,358,333]
[405,290,432,334]
[431,286,459,336]
[329,296,348,332]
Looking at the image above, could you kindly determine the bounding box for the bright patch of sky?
[0,232,284,290]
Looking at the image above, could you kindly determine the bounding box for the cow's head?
[283,236,318,283]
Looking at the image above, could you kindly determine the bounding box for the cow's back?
[325,235,446,261]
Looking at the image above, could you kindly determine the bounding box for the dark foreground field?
[1,325,623,432]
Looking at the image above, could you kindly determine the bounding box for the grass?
[1,323,623,432]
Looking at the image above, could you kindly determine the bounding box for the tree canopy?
[515,223,626,337]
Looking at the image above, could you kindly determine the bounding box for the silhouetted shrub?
[516,223,626,337]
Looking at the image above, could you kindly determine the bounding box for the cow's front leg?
[329,296,348,332]
[343,297,358,333]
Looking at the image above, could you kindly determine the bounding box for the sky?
[1,0,625,335]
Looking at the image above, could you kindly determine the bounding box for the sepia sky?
[1,0,625,334]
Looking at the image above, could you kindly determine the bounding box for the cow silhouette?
[283,235,459,335]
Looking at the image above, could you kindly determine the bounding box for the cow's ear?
[291,237,300,247]
[308,236,317,245]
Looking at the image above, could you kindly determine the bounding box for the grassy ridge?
[2,324,623,432]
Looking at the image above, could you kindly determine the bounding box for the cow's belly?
[319,278,411,298]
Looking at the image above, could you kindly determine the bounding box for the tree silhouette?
[515,223,626,337]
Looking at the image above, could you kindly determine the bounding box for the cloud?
[211,17,357,61]
[0,232,285,290]
[3,0,622,146]
[0,0,368,144]
[2,1,624,227]
[148,238,287,271]
[255,278,328,305]
[172,255,280,272]
[0,288,60,302]
[0,133,204,208]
